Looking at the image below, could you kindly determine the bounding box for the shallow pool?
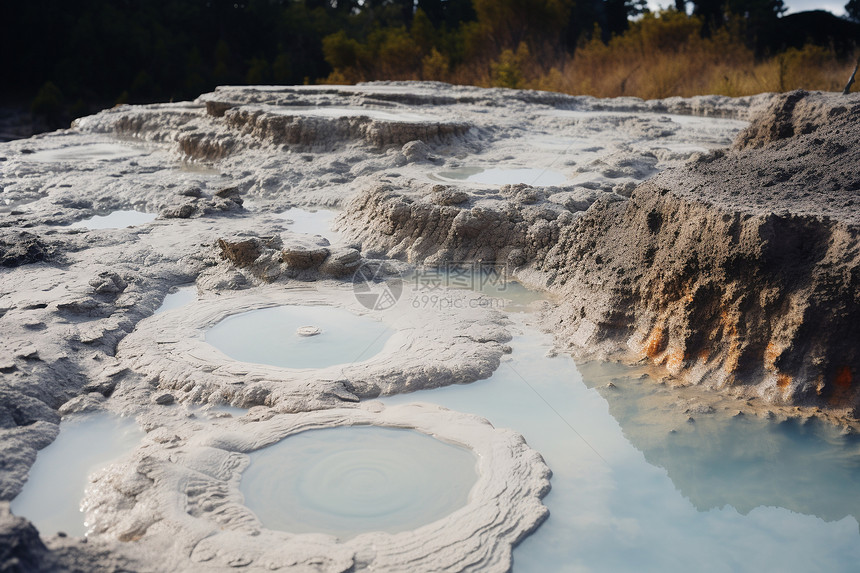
[276,207,341,243]
[154,285,197,315]
[240,426,476,539]
[70,210,156,229]
[10,413,143,537]
[267,106,437,123]
[408,264,546,311]
[25,143,149,163]
[204,305,393,369]
[434,167,568,187]
[381,326,860,572]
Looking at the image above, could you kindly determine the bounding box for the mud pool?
[275,207,340,242]
[10,413,143,537]
[204,305,393,369]
[153,285,197,315]
[381,320,860,572]
[266,105,437,123]
[433,166,568,186]
[3,84,858,572]
[24,142,149,163]
[69,210,157,229]
[408,265,547,311]
[240,426,477,539]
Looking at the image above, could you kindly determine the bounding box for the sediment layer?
[342,90,860,414]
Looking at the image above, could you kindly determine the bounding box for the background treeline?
[3,0,859,130]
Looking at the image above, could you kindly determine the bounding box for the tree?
[471,0,574,51]
[603,0,650,38]
[847,0,860,22]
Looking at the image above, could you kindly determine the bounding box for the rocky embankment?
[343,90,860,416]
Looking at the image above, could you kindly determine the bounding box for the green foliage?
[246,58,272,85]
[4,0,858,118]
[490,43,530,88]
[31,81,64,118]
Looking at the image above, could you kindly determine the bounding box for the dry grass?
[324,11,857,98]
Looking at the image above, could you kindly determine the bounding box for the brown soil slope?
[544,90,860,413]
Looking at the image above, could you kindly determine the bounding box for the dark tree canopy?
[2,0,856,132]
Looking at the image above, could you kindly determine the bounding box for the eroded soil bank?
[1,83,857,571]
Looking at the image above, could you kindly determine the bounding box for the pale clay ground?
[2,83,854,571]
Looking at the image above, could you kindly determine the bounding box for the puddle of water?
[276,207,341,243]
[25,143,148,163]
[0,197,36,213]
[154,285,197,315]
[70,210,156,229]
[176,161,221,176]
[577,361,860,525]
[204,305,393,369]
[408,265,546,311]
[434,167,567,187]
[240,426,476,539]
[267,105,436,123]
[380,328,860,572]
[10,412,143,537]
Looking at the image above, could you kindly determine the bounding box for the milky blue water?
[10,413,143,537]
[70,210,156,229]
[275,207,341,243]
[26,143,148,163]
[241,426,477,539]
[381,329,860,572]
[435,167,568,186]
[205,305,393,369]
[154,285,196,315]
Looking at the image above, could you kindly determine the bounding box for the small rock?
[281,239,330,270]
[401,140,431,162]
[218,238,262,267]
[153,392,175,406]
[318,247,361,277]
[161,203,197,219]
[89,271,128,295]
[296,326,322,337]
[179,187,203,198]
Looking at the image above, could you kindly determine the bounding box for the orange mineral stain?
[644,326,666,358]
[835,366,853,390]
[829,366,854,405]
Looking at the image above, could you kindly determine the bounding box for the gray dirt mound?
[0,231,56,268]
[546,90,860,412]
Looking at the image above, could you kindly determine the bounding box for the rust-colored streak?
[836,366,853,390]
[644,326,666,358]
[764,342,780,369]
[829,366,854,406]
[776,374,791,389]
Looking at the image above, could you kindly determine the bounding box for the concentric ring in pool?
[204,305,393,369]
[240,426,477,539]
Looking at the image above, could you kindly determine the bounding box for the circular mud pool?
[240,426,477,539]
[204,305,393,369]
